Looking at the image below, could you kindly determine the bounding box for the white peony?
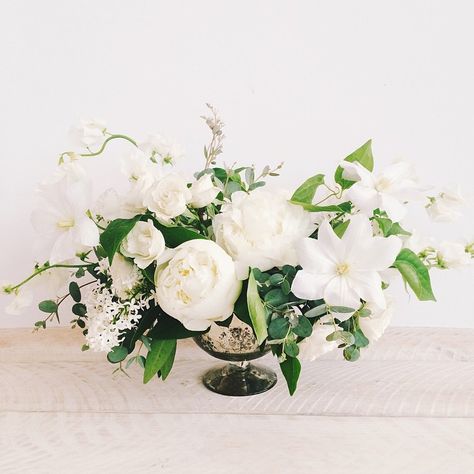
[155,239,242,331]
[358,300,394,342]
[292,215,402,309]
[426,188,465,222]
[140,134,184,165]
[144,173,191,223]
[109,254,143,300]
[298,316,340,361]
[212,189,315,279]
[437,242,471,269]
[120,220,165,269]
[70,118,106,148]
[189,174,220,208]
[341,160,423,222]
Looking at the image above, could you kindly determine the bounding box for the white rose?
[70,118,106,148]
[109,254,142,300]
[145,173,191,223]
[212,189,315,279]
[140,134,184,165]
[120,220,165,269]
[189,174,220,208]
[437,242,471,269]
[298,316,340,362]
[358,300,394,342]
[155,239,242,331]
[426,188,465,222]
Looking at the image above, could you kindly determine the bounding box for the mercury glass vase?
[194,317,277,396]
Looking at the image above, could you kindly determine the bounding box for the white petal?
[49,231,77,264]
[77,218,100,247]
[346,184,378,213]
[296,237,336,273]
[323,276,361,308]
[379,193,407,221]
[291,270,331,301]
[349,271,386,309]
[342,215,374,258]
[355,236,402,271]
[317,220,344,263]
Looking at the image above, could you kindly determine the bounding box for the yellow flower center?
[336,263,350,276]
[57,219,75,229]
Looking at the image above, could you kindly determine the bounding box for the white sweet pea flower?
[144,173,191,223]
[358,299,394,342]
[189,174,220,208]
[31,164,99,264]
[155,239,241,331]
[298,315,341,361]
[426,188,465,222]
[340,161,422,221]
[109,254,143,300]
[70,118,106,148]
[120,220,166,269]
[292,215,402,309]
[3,287,33,316]
[140,134,184,165]
[437,242,471,269]
[213,189,315,279]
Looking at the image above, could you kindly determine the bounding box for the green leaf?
[158,341,177,381]
[289,201,352,213]
[75,267,86,278]
[291,174,325,204]
[305,305,328,318]
[142,264,156,285]
[107,345,128,364]
[284,340,300,357]
[269,274,285,286]
[268,317,290,340]
[373,217,411,237]
[357,308,372,318]
[264,288,288,307]
[280,357,301,396]
[353,328,370,348]
[72,303,87,317]
[100,216,140,264]
[233,281,252,326]
[326,330,355,345]
[143,339,177,384]
[152,221,207,248]
[38,300,58,313]
[335,140,373,189]
[330,306,356,314]
[333,220,350,238]
[248,181,265,191]
[393,249,436,301]
[81,344,89,352]
[69,282,81,303]
[247,269,268,345]
[34,320,46,329]
[149,310,206,340]
[281,280,291,295]
[293,315,313,338]
[343,345,360,361]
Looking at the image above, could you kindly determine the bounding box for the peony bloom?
[437,242,471,269]
[340,160,422,221]
[212,189,315,279]
[109,254,143,300]
[298,315,341,361]
[426,188,465,222]
[292,215,402,309]
[189,174,220,208]
[120,219,166,269]
[358,300,394,342]
[31,163,99,264]
[155,239,241,331]
[70,118,106,148]
[144,173,191,223]
[139,134,184,165]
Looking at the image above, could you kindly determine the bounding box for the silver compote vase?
[194,317,277,396]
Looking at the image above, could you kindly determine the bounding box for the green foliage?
[284,340,299,357]
[233,280,252,326]
[149,309,207,340]
[69,282,81,302]
[393,249,436,301]
[373,216,411,237]
[289,202,352,213]
[38,300,58,313]
[334,139,374,190]
[247,269,268,345]
[143,339,177,384]
[268,317,290,340]
[343,345,360,361]
[279,357,301,396]
[305,304,328,319]
[291,174,325,204]
[100,216,140,264]
[152,220,207,248]
[158,343,177,381]
[333,220,350,238]
[72,303,87,317]
[329,306,356,314]
[292,315,313,337]
[107,345,128,364]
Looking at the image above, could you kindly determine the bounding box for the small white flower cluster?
[85,282,155,352]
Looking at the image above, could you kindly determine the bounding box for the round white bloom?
[298,316,340,361]
[140,134,184,165]
[109,254,143,300]
[145,173,191,223]
[120,220,165,269]
[437,242,471,269]
[358,300,394,342]
[189,174,220,208]
[426,188,465,222]
[70,118,106,148]
[213,189,315,279]
[155,239,242,331]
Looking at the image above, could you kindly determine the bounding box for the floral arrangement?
[2,105,472,395]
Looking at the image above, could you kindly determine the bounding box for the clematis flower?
[31,164,99,264]
[291,215,402,309]
[340,161,422,221]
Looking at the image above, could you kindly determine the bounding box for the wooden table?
[0,327,473,473]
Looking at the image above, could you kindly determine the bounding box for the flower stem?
[79,134,138,158]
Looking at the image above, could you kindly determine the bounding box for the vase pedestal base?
[201,362,277,397]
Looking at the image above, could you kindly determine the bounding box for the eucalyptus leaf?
[38,300,57,314]
[293,315,313,338]
[69,282,81,303]
[72,303,87,317]
[268,317,290,340]
[247,269,268,345]
[305,305,328,318]
[343,345,360,361]
[284,340,300,357]
[107,345,128,364]
[329,306,356,314]
[264,288,288,307]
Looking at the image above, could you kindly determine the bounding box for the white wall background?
[0,0,473,328]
